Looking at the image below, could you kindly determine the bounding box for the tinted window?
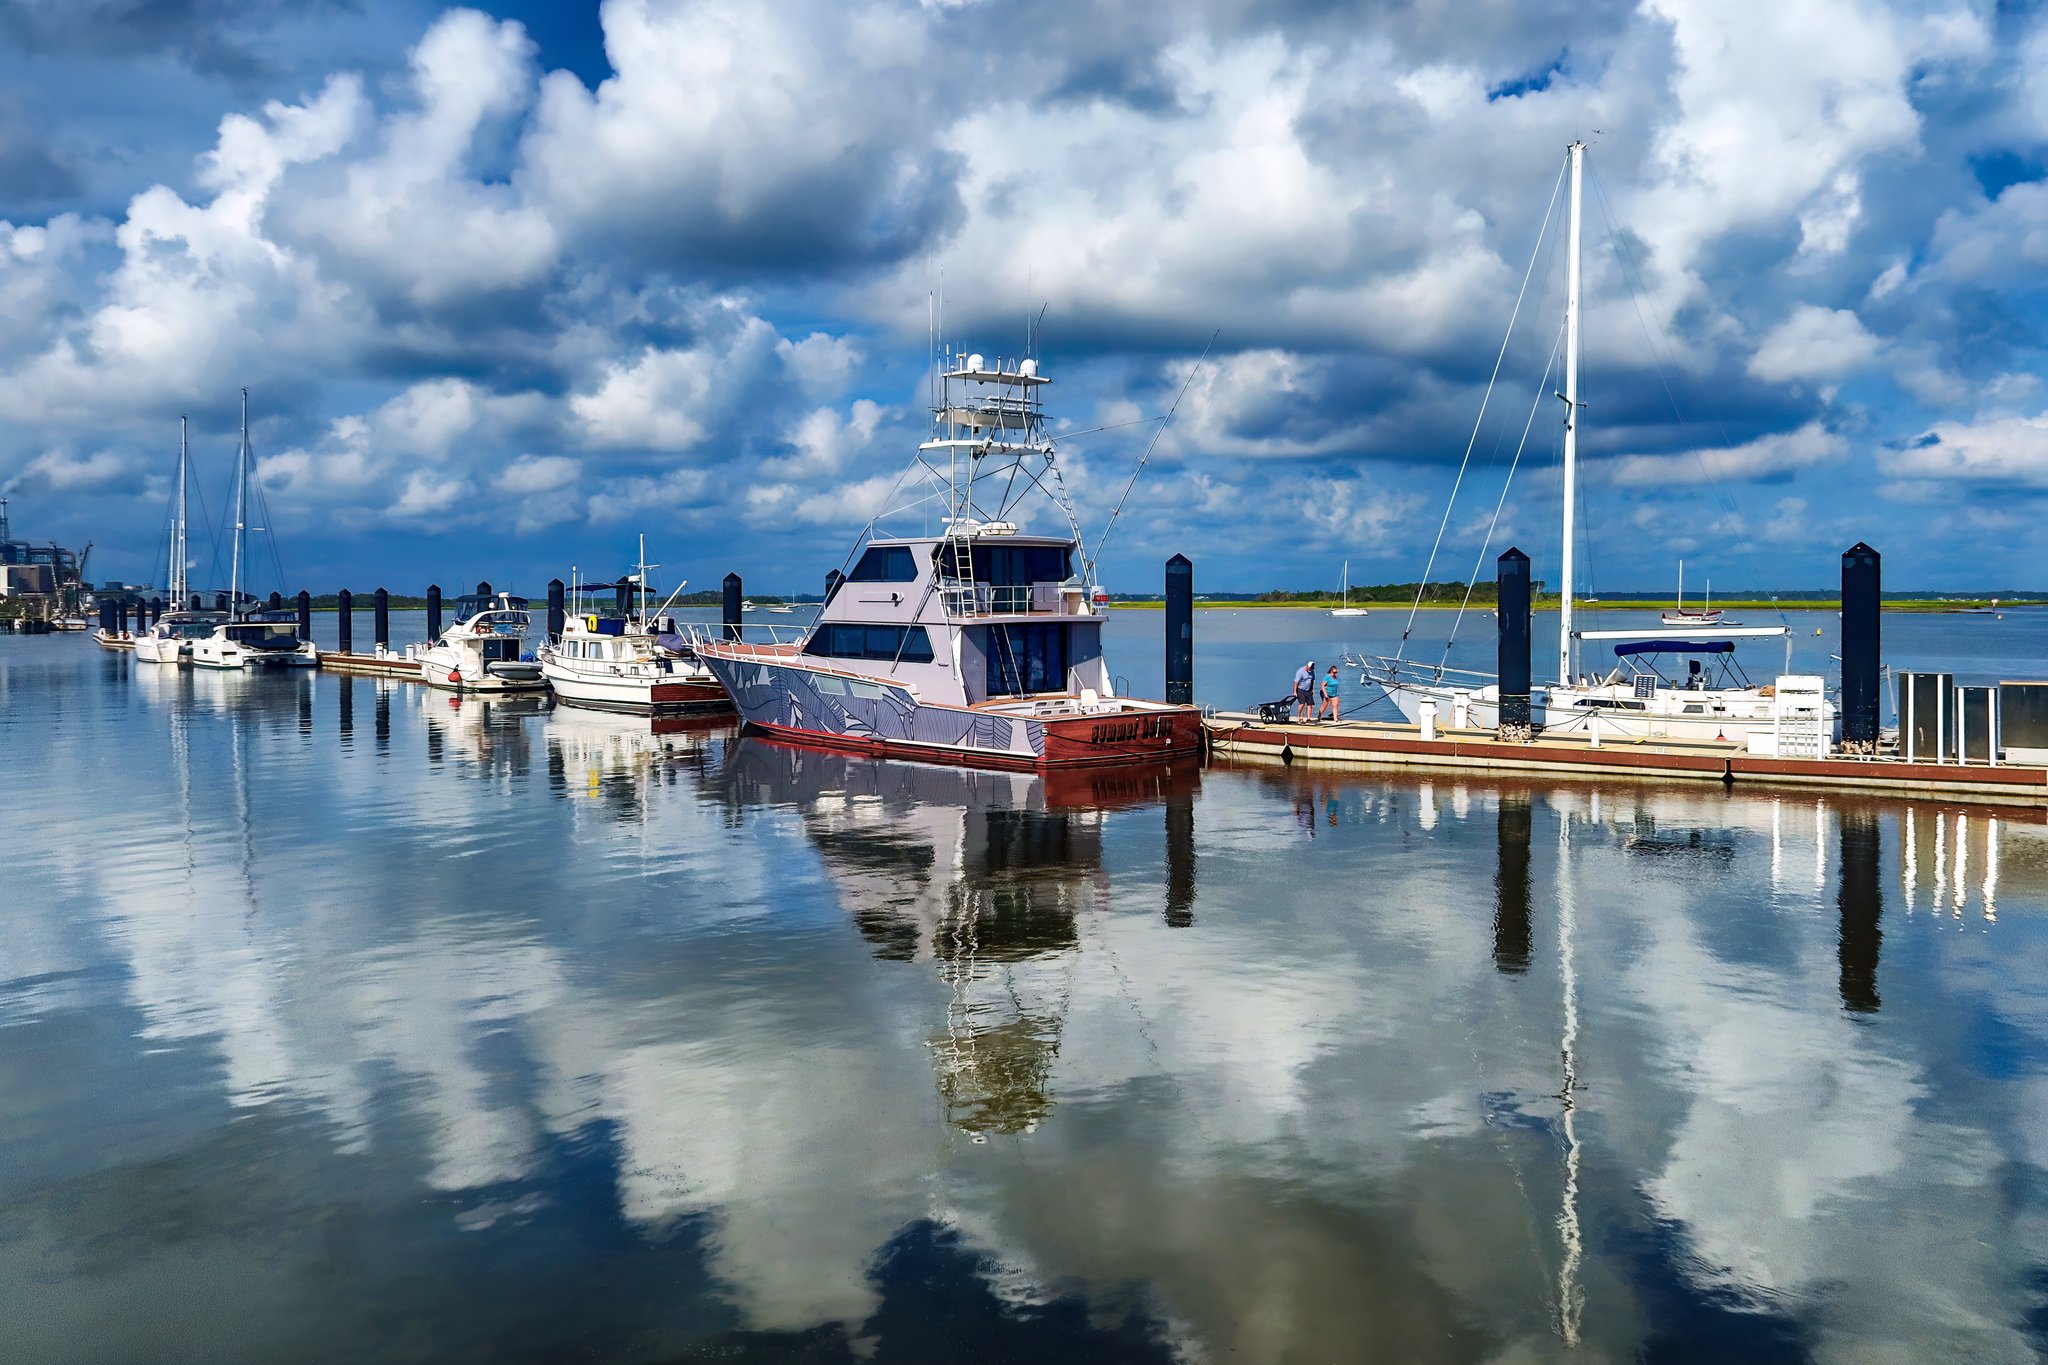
[985,623,1069,696]
[805,623,935,663]
[970,545,1070,586]
[849,546,919,582]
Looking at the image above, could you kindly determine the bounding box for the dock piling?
[268,591,282,612]
[215,592,229,613]
[426,584,442,641]
[116,602,129,634]
[1165,554,1193,705]
[1496,548,1532,740]
[1842,543,1881,753]
[722,573,741,642]
[296,590,311,640]
[547,579,565,643]
[337,589,353,655]
[190,593,202,612]
[99,601,115,634]
[373,589,389,651]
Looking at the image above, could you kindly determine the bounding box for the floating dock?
[1203,715,2048,804]
[318,649,422,680]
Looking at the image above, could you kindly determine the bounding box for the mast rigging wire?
[1086,329,1218,585]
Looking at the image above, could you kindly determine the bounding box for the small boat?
[189,392,317,671]
[539,537,728,714]
[92,624,134,651]
[693,348,1202,769]
[408,588,545,693]
[763,601,795,614]
[741,600,757,612]
[1660,561,1726,627]
[1330,559,1369,617]
[51,615,89,632]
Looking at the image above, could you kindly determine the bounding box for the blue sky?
[2,0,2045,597]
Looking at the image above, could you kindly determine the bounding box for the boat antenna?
[1086,328,1217,586]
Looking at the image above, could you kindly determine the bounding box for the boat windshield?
[461,610,529,636]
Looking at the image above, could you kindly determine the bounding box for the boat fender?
[447,669,462,684]
[473,621,491,635]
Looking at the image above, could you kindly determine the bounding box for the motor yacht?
[135,610,227,664]
[693,350,1201,769]
[408,589,545,693]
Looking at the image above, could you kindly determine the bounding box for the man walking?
[1293,659,1315,721]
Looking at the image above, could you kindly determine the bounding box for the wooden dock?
[318,649,422,680]
[1204,714,2048,804]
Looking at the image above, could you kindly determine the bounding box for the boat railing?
[684,622,813,659]
[1344,652,1500,689]
[939,580,1087,618]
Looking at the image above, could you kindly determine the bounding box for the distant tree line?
[1253,580,1546,604]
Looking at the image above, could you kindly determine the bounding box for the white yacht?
[190,392,317,671]
[136,417,226,665]
[1351,142,1831,745]
[408,588,545,693]
[538,538,728,714]
[692,349,1201,769]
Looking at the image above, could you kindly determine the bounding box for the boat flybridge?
[1350,142,1834,745]
[692,349,1202,768]
[408,587,545,693]
[538,537,728,714]
[189,392,317,671]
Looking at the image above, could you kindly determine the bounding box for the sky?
[1,0,2045,597]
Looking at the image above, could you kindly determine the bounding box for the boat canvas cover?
[1613,639,1735,656]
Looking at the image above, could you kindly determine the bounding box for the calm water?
[6,612,2048,1362]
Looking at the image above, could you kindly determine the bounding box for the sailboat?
[1350,142,1827,745]
[189,391,317,670]
[1660,561,1726,626]
[135,417,227,664]
[1329,560,1369,617]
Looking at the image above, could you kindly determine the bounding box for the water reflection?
[14,637,2048,1361]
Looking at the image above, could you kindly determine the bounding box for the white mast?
[1557,141,1584,686]
[636,532,647,623]
[171,416,189,607]
[231,388,248,621]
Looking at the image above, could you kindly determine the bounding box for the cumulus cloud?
[1747,305,1885,386]
[1881,410,2048,488]
[1606,421,1848,486]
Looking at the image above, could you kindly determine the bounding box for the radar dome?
[1019,358,1038,377]
[967,353,984,372]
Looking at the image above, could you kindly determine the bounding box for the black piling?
[477,580,492,599]
[824,569,845,606]
[1496,547,1532,739]
[373,589,390,650]
[214,592,229,613]
[546,578,565,643]
[426,584,442,641]
[1493,793,1533,973]
[190,593,202,612]
[267,590,282,612]
[336,588,353,654]
[296,590,311,640]
[722,573,742,642]
[99,601,115,633]
[1841,542,1881,752]
[1164,553,1193,705]
[116,602,129,634]
[1837,807,1882,1012]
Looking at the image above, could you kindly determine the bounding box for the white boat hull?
[1374,677,1833,744]
[133,633,184,664]
[540,658,729,714]
[189,639,318,670]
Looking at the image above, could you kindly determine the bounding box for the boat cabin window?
[985,622,1068,696]
[849,546,919,582]
[972,544,1070,586]
[805,623,935,663]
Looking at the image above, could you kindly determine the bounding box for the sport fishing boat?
[538,538,728,714]
[190,392,317,671]
[1351,142,1830,744]
[408,588,545,693]
[692,350,1202,769]
[136,417,226,664]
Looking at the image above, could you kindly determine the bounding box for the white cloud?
[571,307,779,451]
[496,454,580,494]
[1607,421,1848,486]
[1747,305,1884,385]
[1881,410,2048,487]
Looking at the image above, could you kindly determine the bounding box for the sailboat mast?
[637,533,647,623]
[231,388,248,621]
[172,416,189,606]
[1557,141,1584,687]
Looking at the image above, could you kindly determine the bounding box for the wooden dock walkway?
[318,649,422,680]
[1204,714,2048,804]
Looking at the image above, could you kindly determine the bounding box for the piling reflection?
[1838,807,1884,1012]
[1494,792,1532,973]
[416,689,544,779]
